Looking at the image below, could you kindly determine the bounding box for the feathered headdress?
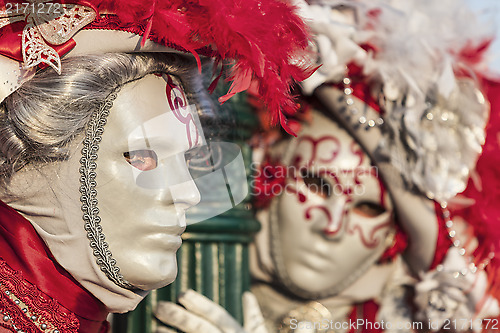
[297,0,494,202]
[291,0,500,322]
[0,0,315,133]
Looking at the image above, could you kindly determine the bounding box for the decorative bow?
[0,0,96,74]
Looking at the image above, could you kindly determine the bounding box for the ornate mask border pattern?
[79,89,134,289]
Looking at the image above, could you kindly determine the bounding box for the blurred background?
[466,0,500,73]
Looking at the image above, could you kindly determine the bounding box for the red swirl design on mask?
[165,74,200,149]
[305,205,346,237]
[292,135,341,168]
[289,133,390,248]
[348,220,392,248]
[286,135,341,204]
[305,205,331,222]
[285,186,307,203]
[282,132,392,249]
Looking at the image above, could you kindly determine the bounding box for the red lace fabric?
[0,200,109,333]
[0,258,79,333]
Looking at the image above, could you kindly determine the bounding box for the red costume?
[0,201,109,333]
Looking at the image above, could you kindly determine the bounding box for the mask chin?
[269,197,395,299]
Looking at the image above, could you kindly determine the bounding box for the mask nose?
[172,178,201,209]
[137,153,199,210]
[167,154,201,210]
[309,196,348,240]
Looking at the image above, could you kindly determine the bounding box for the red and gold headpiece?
[0,0,315,132]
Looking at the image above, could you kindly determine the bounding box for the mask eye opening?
[123,150,158,171]
[300,169,332,198]
[352,201,386,218]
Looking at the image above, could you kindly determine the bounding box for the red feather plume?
[449,77,500,300]
[82,0,316,134]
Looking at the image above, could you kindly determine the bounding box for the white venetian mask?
[2,69,248,311]
[270,110,395,298]
[92,74,203,290]
[87,73,247,290]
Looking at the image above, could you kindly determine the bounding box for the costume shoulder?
[0,201,108,333]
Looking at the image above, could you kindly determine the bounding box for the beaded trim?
[0,258,78,333]
[439,203,495,276]
[341,76,384,130]
[80,92,133,289]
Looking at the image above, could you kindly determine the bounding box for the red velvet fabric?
[0,200,109,332]
[348,300,383,333]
